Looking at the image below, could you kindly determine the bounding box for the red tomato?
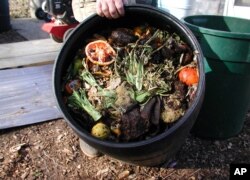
[178,67,199,86]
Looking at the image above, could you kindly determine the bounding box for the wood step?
[0,64,63,129]
[0,39,62,69]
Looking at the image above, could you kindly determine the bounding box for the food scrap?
[178,67,199,86]
[63,24,199,142]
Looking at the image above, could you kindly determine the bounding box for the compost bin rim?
[183,15,250,40]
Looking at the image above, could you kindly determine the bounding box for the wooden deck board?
[0,64,63,129]
[0,39,61,69]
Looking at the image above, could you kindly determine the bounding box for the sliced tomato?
[178,67,199,86]
[85,40,116,66]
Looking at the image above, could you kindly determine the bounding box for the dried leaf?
[118,170,130,179]
[9,143,27,153]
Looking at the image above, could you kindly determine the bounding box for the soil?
[0,111,249,180]
[1,2,250,179]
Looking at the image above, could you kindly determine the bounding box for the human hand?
[96,0,128,19]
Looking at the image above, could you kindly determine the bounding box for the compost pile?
[62,24,199,142]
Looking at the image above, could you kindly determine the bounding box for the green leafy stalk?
[72,58,83,76]
[80,70,100,88]
[125,46,146,91]
[135,60,144,91]
[80,63,117,109]
[68,89,102,121]
[135,90,151,103]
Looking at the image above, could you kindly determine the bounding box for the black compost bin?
[0,0,11,32]
[53,5,205,166]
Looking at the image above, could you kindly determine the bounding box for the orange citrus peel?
[85,40,116,66]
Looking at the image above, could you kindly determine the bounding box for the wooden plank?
[0,39,62,69]
[0,64,63,129]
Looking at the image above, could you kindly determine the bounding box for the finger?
[115,0,125,17]
[101,1,112,19]
[107,0,120,18]
[96,1,104,17]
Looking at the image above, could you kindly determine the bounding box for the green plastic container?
[183,15,250,139]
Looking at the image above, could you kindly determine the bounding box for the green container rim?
[183,15,250,40]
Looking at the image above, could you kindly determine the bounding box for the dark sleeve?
[136,0,157,7]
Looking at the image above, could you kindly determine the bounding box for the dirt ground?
[1,1,250,179]
[0,114,248,180]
